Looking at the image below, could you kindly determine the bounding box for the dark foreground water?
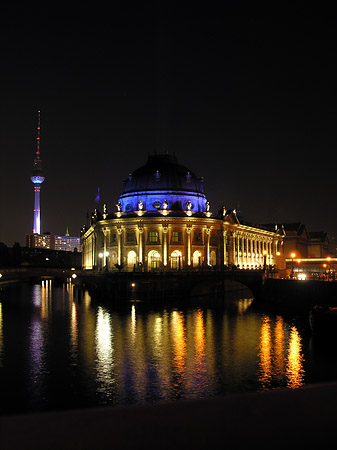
[1,280,337,415]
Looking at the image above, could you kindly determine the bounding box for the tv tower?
[30,110,45,234]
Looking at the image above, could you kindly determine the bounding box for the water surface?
[0,280,336,415]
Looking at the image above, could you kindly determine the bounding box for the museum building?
[81,154,284,271]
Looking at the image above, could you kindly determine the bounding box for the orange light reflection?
[287,326,305,388]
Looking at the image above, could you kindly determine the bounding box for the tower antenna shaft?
[36,110,41,157]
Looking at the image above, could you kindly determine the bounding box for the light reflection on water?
[258,316,305,390]
[0,302,3,367]
[0,281,315,414]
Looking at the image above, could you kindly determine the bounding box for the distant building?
[0,243,82,269]
[280,223,335,279]
[26,233,52,249]
[26,232,81,252]
[54,234,81,252]
[281,223,330,259]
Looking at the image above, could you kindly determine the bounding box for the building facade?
[26,233,81,252]
[81,154,283,272]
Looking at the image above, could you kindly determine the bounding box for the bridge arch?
[188,271,264,300]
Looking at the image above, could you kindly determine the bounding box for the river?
[1,279,336,415]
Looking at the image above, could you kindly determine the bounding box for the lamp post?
[105,251,109,271]
[177,251,182,271]
[290,253,296,278]
[327,257,331,281]
[98,251,109,271]
[263,250,267,274]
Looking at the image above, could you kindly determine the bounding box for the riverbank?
[0,279,24,286]
[1,381,337,449]
[260,278,337,312]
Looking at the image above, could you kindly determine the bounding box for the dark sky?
[0,3,336,247]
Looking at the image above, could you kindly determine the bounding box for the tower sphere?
[118,153,208,213]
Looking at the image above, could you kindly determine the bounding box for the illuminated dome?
[118,154,208,213]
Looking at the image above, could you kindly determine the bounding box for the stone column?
[258,240,261,266]
[117,227,123,265]
[223,230,227,266]
[93,234,97,269]
[232,232,236,266]
[103,229,108,268]
[162,224,168,267]
[186,226,192,266]
[138,224,144,264]
[205,228,211,266]
[238,234,242,267]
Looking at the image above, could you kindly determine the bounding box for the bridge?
[78,269,337,311]
[78,269,266,303]
[3,267,337,311]
[0,267,80,285]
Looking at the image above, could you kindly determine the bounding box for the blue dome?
[118,154,208,213]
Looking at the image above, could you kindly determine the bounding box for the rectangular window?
[210,235,218,246]
[126,232,136,243]
[110,233,117,244]
[193,232,202,243]
[171,231,182,243]
[149,231,159,243]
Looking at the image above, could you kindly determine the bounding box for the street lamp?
[263,250,267,273]
[290,253,296,278]
[98,252,103,271]
[327,257,331,281]
[177,251,182,270]
[105,251,109,271]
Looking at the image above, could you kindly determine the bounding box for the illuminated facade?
[81,154,283,271]
[26,233,81,252]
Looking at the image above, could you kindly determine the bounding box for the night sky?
[1,3,336,247]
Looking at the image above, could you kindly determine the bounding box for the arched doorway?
[148,250,160,270]
[193,251,202,267]
[210,250,216,267]
[110,251,118,267]
[127,250,137,271]
[171,250,182,270]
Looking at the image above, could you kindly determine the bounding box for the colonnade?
[82,222,281,272]
[227,231,278,269]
